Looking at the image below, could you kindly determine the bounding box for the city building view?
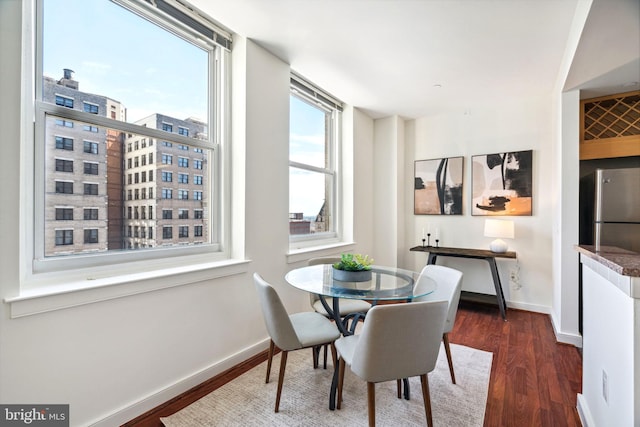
[45,69,209,256]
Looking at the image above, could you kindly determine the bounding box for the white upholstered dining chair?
[253,273,340,412]
[413,264,463,384]
[335,300,448,427]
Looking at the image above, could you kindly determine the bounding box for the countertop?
[575,245,640,277]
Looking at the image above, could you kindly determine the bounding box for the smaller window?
[127,189,132,200]
[84,162,98,175]
[178,189,189,200]
[55,208,73,220]
[162,123,173,132]
[83,125,98,133]
[141,187,147,199]
[148,226,153,239]
[55,159,73,172]
[141,170,147,182]
[178,157,189,168]
[84,141,98,154]
[134,172,139,183]
[55,95,73,108]
[194,209,203,219]
[178,209,189,219]
[162,154,173,165]
[127,206,132,219]
[55,229,73,245]
[162,226,173,239]
[148,206,154,220]
[178,173,189,184]
[84,229,99,243]
[55,181,73,194]
[162,171,173,182]
[162,188,172,199]
[194,175,203,185]
[148,153,154,164]
[84,183,98,195]
[194,159,203,169]
[162,141,173,147]
[56,119,73,128]
[178,127,189,136]
[83,102,99,114]
[84,208,98,220]
[55,136,73,150]
[134,156,139,167]
[178,144,189,150]
[179,226,189,238]
[194,225,203,237]
[134,188,140,200]
[193,190,203,201]
[148,187,154,199]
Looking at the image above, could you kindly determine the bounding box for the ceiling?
[189,0,640,119]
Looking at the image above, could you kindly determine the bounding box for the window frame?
[27,0,231,280]
[288,75,343,249]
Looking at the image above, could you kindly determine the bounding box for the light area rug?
[161,343,492,427]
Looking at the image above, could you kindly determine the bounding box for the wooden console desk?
[410,246,516,320]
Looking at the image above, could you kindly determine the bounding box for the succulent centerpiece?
[332,253,374,282]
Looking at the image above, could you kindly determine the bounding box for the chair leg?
[312,346,319,369]
[420,374,433,427]
[266,340,275,383]
[367,382,376,427]
[323,344,328,369]
[275,350,288,413]
[337,357,345,409]
[396,380,402,398]
[443,333,456,384]
[330,342,338,369]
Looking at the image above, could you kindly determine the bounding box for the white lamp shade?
[484,219,514,253]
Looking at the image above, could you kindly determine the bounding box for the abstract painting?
[414,156,464,215]
[471,150,532,216]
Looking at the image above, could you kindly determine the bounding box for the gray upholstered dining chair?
[253,273,341,413]
[413,264,463,384]
[335,300,448,427]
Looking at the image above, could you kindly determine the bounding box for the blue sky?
[43,0,325,218]
[43,0,208,124]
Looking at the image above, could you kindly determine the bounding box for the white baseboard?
[549,310,583,347]
[577,393,594,427]
[88,338,270,427]
[507,300,550,314]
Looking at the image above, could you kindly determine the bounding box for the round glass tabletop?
[285,264,436,301]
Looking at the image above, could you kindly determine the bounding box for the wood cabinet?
[580,90,640,160]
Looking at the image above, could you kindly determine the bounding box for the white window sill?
[5,259,250,318]
[286,241,355,264]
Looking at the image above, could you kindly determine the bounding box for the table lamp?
[484,219,514,253]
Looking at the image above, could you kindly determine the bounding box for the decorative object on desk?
[472,150,532,216]
[484,219,515,253]
[332,253,373,282]
[415,156,464,215]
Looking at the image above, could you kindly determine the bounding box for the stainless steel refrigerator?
[580,167,640,253]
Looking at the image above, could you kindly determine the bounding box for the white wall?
[399,98,555,313]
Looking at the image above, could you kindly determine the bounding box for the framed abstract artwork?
[414,156,463,215]
[471,150,533,216]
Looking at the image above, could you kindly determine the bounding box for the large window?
[289,75,342,246]
[33,0,230,274]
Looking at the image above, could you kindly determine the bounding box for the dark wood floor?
[123,301,583,427]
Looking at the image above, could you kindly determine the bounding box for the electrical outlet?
[602,370,608,404]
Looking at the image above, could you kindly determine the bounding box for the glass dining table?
[285,263,437,410]
[285,264,437,335]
